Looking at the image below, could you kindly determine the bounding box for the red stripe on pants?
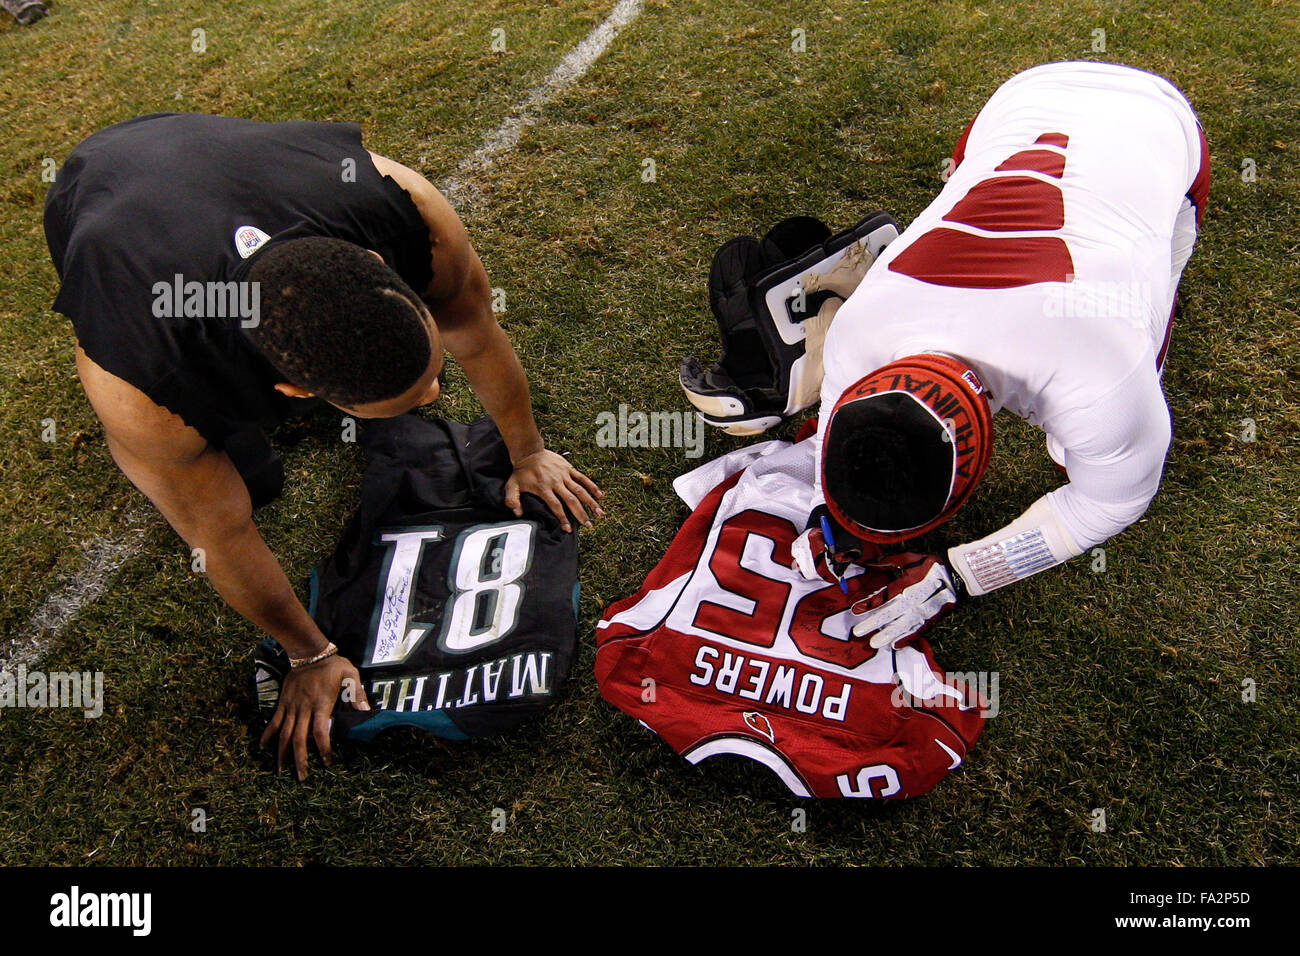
[1187,124,1211,226]
[1158,123,1211,372]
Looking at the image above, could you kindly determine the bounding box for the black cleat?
[2,0,50,25]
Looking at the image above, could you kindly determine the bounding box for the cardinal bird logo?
[743,711,776,742]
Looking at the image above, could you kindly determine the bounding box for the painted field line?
[2,506,152,672]
[440,0,644,210]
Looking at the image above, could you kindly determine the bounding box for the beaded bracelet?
[289,641,338,669]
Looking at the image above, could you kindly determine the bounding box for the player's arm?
[366,151,603,531]
[949,364,1172,596]
[869,440,1159,650]
[75,347,368,779]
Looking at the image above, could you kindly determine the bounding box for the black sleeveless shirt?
[44,113,435,448]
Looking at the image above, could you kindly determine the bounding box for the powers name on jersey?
[595,439,987,798]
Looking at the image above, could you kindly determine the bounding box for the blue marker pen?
[820,514,849,594]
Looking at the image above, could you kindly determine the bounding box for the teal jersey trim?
[307,567,320,618]
[344,709,469,743]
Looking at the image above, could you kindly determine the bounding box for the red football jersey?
[596,440,988,798]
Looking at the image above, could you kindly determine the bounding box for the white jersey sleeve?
[1041,358,1172,551]
[946,361,1171,595]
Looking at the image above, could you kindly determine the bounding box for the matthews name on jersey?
[596,439,987,799]
[255,414,579,741]
[813,62,1210,594]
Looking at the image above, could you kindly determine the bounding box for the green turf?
[0,0,1296,865]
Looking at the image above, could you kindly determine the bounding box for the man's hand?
[259,654,370,781]
[850,553,965,649]
[792,524,863,584]
[506,449,604,533]
[791,506,878,584]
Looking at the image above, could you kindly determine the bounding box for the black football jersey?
[255,414,579,741]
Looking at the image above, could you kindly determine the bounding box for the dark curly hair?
[245,237,432,406]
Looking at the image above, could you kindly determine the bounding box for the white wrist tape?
[947,496,1083,596]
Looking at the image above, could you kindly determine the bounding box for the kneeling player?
[799,61,1210,647]
[45,114,604,779]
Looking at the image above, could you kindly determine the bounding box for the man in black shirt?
[45,114,604,780]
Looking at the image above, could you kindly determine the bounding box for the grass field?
[0,0,1296,866]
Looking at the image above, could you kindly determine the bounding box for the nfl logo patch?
[234,225,271,259]
[961,368,985,395]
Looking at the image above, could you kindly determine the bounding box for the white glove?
[851,556,962,649]
[791,526,822,580]
[791,512,872,584]
[789,241,879,411]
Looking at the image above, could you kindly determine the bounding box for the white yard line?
[440,0,644,210]
[2,507,151,672]
[2,0,644,671]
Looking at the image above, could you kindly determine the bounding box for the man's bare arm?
[366,152,543,457]
[75,346,366,778]
[76,346,326,657]
[366,151,603,528]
